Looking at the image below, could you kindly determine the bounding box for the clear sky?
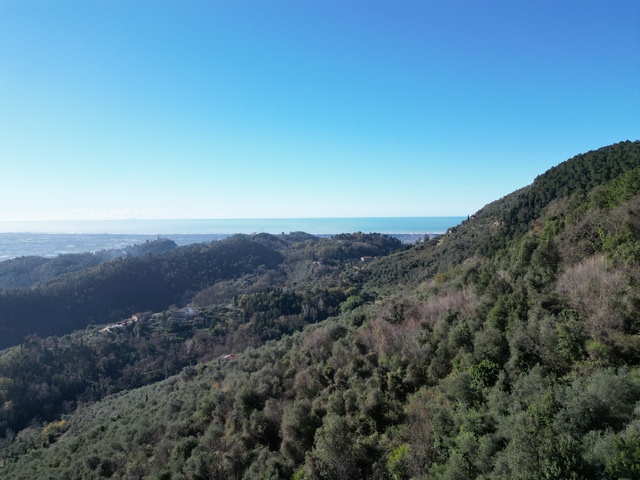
[1,0,639,221]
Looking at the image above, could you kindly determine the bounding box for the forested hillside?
[0,232,402,351]
[0,236,285,350]
[0,141,639,479]
[364,140,640,290]
[0,238,178,292]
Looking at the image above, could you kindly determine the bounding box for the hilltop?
[1,141,639,479]
[0,238,178,291]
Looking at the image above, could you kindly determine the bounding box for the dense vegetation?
[1,141,639,479]
[0,236,286,350]
[0,233,397,436]
[0,238,178,292]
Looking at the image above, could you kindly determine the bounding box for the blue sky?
[1,0,639,221]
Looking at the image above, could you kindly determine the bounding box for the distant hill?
[0,235,283,350]
[0,232,404,351]
[0,238,177,291]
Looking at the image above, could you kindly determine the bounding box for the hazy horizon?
[0,216,466,235]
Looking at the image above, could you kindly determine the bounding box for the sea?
[0,217,465,261]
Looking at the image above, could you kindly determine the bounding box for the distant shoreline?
[0,218,465,260]
[0,217,465,235]
[0,232,438,262]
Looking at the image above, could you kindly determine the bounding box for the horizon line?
[0,215,468,223]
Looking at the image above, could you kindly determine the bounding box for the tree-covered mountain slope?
[364,140,640,291]
[1,141,639,479]
[0,235,285,350]
[0,232,402,351]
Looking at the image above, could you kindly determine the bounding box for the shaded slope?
[0,238,177,291]
[0,236,283,350]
